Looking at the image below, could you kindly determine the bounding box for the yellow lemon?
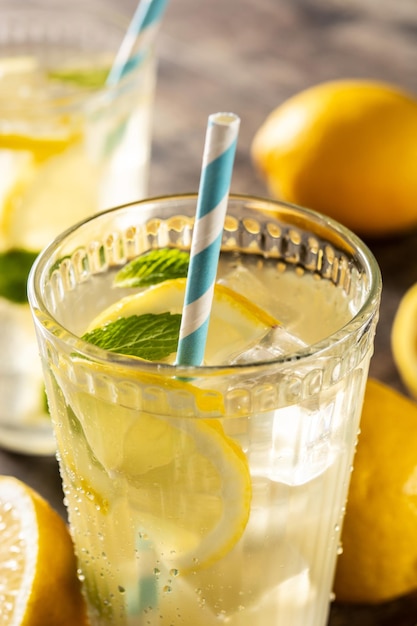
[251,80,417,237]
[333,378,417,603]
[392,282,417,399]
[0,475,88,626]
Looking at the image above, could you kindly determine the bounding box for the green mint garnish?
[47,67,109,89]
[114,248,189,289]
[0,249,39,303]
[82,312,181,361]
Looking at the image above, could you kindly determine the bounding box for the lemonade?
[0,2,156,454]
[28,195,381,626]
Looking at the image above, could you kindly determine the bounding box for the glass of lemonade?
[28,194,381,626]
[0,0,156,454]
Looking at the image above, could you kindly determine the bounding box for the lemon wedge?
[88,277,278,365]
[0,475,87,626]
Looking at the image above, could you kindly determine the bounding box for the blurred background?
[147,0,417,196]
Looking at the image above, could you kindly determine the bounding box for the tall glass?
[0,0,156,454]
[28,194,381,626]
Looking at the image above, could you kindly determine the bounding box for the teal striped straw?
[106,0,169,87]
[175,112,241,366]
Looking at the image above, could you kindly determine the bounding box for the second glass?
[0,0,156,454]
[29,194,381,626]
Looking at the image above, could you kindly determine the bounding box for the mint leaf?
[47,67,109,89]
[0,249,39,303]
[114,248,189,288]
[82,312,181,361]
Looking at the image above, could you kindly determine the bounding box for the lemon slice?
[0,475,87,626]
[0,133,99,252]
[392,282,417,398]
[56,278,267,573]
[88,277,278,364]
[134,419,249,573]
[66,387,252,572]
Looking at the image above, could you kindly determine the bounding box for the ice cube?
[218,264,302,331]
[228,324,306,364]
[248,401,343,486]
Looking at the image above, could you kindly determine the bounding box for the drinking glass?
[0,0,156,454]
[28,194,382,626]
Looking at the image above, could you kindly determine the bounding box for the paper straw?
[106,0,169,87]
[175,112,240,366]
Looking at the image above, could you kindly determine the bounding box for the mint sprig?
[82,312,181,361]
[0,249,39,303]
[114,248,189,289]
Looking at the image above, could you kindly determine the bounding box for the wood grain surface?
[2,1,417,624]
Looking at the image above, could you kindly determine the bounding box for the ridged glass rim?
[28,193,382,378]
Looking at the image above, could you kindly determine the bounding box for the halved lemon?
[392,282,417,398]
[0,475,87,626]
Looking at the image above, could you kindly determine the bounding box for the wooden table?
[2,0,417,623]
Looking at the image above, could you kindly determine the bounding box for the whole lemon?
[334,378,417,604]
[251,80,417,237]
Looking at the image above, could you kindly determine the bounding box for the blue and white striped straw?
[175,112,240,366]
[106,0,169,87]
